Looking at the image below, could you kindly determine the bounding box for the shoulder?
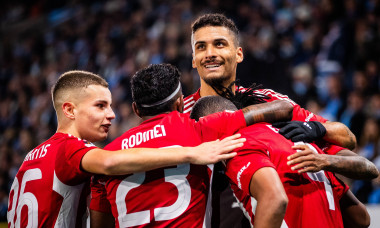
[183,90,201,113]
[254,88,297,106]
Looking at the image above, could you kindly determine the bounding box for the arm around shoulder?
[242,100,293,126]
[81,134,244,175]
[322,121,357,150]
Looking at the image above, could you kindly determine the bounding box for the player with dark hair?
[89,63,294,227]
[184,13,358,227]
[7,70,248,228]
[191,95,378,228]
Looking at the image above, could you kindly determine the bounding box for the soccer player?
[89,63,293,227]
[6,70,247,228]
[184,13,357,227]
[190,95,379,228]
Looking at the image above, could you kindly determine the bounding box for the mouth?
[101,124,111,132]
[204,62,222,70]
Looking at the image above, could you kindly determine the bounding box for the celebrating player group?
[8,13,379,228]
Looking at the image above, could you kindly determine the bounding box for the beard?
[202,74,231,88]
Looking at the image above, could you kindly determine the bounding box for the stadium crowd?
[1,0,380,222]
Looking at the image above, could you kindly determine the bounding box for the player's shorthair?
[51,70,108,109]
[190,96,237,121]
[192,13,239,45]
[131,63,181,116]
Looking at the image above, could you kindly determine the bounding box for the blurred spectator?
[340,91,366,140]
[352,117,380,203]
[1,0,380,222]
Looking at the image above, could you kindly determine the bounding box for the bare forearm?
[254,200,287,228]
[323,151,379,179]
[90,210,114,228]
[340,190,370,228]
[83,147,192,175]
[242,100,293,126]
[322,121,357,150]
[250,167,288,228]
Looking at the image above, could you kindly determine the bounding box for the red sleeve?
[225,141,275,196]
[318,142,345,155]
[90,175,112,213]
[255,89,328,123]
[326,172,349,200]
[195,110,246,141]
[56,136,96,184]
[292,105,328,123]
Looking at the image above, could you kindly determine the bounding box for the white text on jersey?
[24,144,51,162]
[122,124,166,149]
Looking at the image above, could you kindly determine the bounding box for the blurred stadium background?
[1,0,380,226]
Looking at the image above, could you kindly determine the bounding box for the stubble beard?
[202,74,232,89]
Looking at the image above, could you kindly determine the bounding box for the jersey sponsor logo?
[122,124,167,149]
[24,144,51,162]
[237,162,251,189]
[305,113,314,122]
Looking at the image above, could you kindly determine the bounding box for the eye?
[216,41,225,47]
[195,43,205,50]
[96,103,105,108]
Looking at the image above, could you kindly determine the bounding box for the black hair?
[131,63,181,116]
[210,81,270,109]
[191,13,240,46]
[190,96,237,121]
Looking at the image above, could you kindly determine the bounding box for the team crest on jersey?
[83,140,96,147]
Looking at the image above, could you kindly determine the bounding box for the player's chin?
[95,133,108,142]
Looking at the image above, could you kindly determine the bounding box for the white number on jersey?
[294,142,335,210]
[8,168,42,228]
[8,169,86,228]
[116,164,191,226]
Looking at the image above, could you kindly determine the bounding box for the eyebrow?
[194,38,228,46]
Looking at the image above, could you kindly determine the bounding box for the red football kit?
[90,110,246,228]
[184,88,323,123]
[183,87,347,227]
[7,133,97,228]
[226,122,348,228]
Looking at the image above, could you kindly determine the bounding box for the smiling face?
[72,85,115,142]
[192,26,243,89]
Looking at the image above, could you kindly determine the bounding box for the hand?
[287,144,329,173]
[272,121,326,142]
[190,134,245,165]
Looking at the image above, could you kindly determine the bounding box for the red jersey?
[184,88,326,123]
[7,133,96,228]
[225,123,348,228]
[90,110,246,228]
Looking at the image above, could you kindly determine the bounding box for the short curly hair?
[131,64,181,116]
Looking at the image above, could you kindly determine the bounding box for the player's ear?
[236,47,243,63]
[132,102,142,118]
[192,53,196,68]
[62,102,75,119]
[174,95,184,113]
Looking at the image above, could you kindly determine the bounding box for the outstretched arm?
[81,134,245,175]
[273,121,357,150]
[249,167,288,228]
[288,145,379,180]
[242,100,293,126]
